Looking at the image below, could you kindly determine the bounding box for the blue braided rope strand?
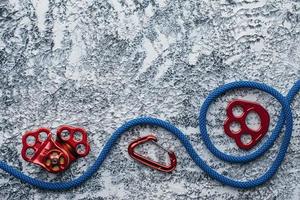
[0,81,299,190]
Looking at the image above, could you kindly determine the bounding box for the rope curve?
[0,81,299,190]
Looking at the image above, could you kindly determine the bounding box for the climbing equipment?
[224,99,270,150]
[21,125,90,173]
[0,80,299,190]
[128,135,177,172]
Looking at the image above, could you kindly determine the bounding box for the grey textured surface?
[0,0,300,199]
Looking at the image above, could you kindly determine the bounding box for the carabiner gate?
[128,135,177,172]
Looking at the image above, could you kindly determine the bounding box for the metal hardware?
[21,125,90,173]
[128,135,177,172]
[224,99,270,150]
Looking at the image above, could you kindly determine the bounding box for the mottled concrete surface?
[0,0,300,199]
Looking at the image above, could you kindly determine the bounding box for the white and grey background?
[0,0,300,199]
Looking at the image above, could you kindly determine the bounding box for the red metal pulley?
[21,125,90,173]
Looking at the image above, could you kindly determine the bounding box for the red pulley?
[21,125,90,173]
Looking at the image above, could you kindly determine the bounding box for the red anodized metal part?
[21,125,90,173]
[224,99,270,150]
[128,135,177,173]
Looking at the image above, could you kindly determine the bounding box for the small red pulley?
[224,99,270,150]
[128,135,177,173]
[21,125,90,173]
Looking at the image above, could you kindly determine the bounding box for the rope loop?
[0,81,299,190]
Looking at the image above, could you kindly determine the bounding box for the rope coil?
[0,81,299,190]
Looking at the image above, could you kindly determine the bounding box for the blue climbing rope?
[0,81,299,190]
